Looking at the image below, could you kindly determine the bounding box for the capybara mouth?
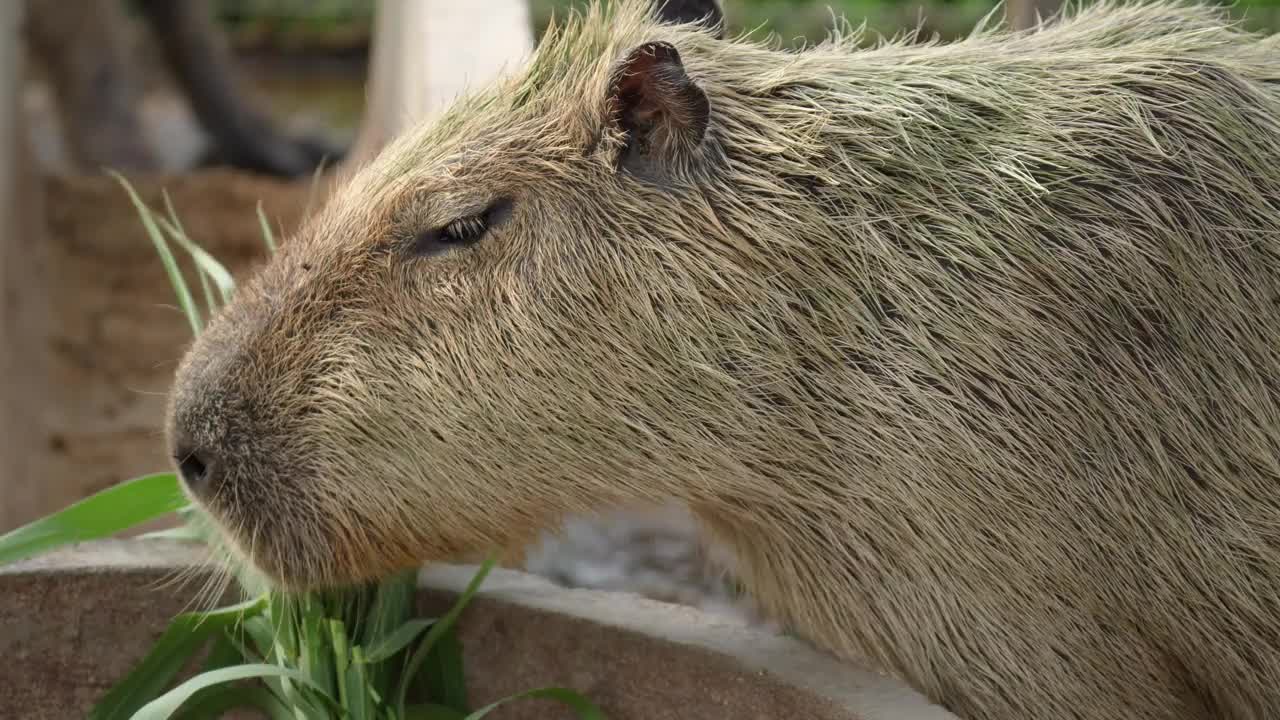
[180,460,449,592]
[188,488,382,592]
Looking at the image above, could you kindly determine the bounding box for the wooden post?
[1006,0,1064,31]
[0,0,20,221]
[343,0,535,173]
[0,0,31,531]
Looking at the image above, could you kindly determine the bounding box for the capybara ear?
[605,41,710,176]
[652,0,724,39]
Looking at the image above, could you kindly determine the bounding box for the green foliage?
[89,597,270,720]
[0,472,188,567]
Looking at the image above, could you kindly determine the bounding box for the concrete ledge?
[1,539,957,720]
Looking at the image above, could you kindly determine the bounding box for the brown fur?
[166,2,1280,718]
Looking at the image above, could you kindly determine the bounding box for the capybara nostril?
[175,447,214,498]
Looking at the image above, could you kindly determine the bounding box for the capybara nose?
[174,444,217,499]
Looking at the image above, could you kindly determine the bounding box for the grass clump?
[0,174,605,720]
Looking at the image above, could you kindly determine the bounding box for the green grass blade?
[229,615,291,703]
[302,158,329,221]
[324,618,346,706]
[156,195,237,308]
[360,619,434,664]
[169,685,294,720]
[241,614,278,661]
[257,201,277,255]
[344,646,373,720]
[88,621,212,720]
[360,569,417,647]
[461,688,608,720]
[0,472,186,567]
[129,664,336,720]
[269,605,311,716]
[200,631,246,674]
[109,172,202,336]
[266,592,302,663]
[193,595,269,624]
[396,558,495,715]
[154,216,219,314]
[89,597,264,720]
[311,620,337,701]
[417,626,468,712]
[174,627,293,720]
[156,193,218,316]
[358,570,417,690]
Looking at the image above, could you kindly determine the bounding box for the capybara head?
[167,0,737,589]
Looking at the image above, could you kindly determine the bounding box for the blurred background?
[2,0,1278,622]
[19,0,1280,175]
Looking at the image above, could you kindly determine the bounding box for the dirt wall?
[1,170,312,531]
[1,0,35,535]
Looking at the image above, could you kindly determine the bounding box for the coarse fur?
[166,1,1280,718]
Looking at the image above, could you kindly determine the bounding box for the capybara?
[165,1,1280,718]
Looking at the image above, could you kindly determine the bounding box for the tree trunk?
[0,0,40,532]
[21,0,157,171]
[342,0,535,174]
[1006,0,1064,31]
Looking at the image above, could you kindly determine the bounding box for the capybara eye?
[410,197,514,258]
[412,215,485,257]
